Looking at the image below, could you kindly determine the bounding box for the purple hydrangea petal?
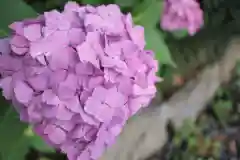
[85,97,114,122]
[129,26,145,49]
[54,104,74,121]
[64,1,80,12]
[44,124,67,144]
[24,24,42,41]
[27,74,48,91]
[42,89,61,105]
[0,77,13,99]
[75,63,94,76]
[57,73,78,99]
[14,81,33,104]
[0,38,11,54]
[76,42,99,68]
[68,28,85,46]
[105,87,127,108]
[63,96,82,113]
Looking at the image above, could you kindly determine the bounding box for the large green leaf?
[0,0,37,34]
[115,0,138,7]
[133,0,175,66]
[0,108,29,160]
[144,27,175,66]
[133,0,164,27]
[0,96,10,122]
[25,127,55,153]
[29,135,55,153]
[4,136,30,160]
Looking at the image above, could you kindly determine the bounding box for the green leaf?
[188,136,197,149]
[0,0,37,34]
[171,29,189,39]
[173,135,182,146]
[45,0,69,10]
[0,108,29,160]
[30,135,55,153]
[4,136,30,160]
[39,158,51,160]
[213,100,232,124]
[0,30,8,38]
[25,127,55,153]
[0,96,10,122]
[133,0,164,27]
[144,27,175,66]
[179,119,195,138]
[81,0,103,5]
[212,141,221,158]
[115,0,138,7]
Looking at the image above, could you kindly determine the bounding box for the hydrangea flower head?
[161,0,204,35]
[0,2,160,160]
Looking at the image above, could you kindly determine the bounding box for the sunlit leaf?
[133,0,164,27]
[144,27,176,66]
[25,127,55,153]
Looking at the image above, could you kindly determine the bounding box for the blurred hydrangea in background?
[0,1,159,160]
[161,0,204,35]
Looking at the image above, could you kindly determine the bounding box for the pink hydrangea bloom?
[0,2,160,160]
[161,0,204,35]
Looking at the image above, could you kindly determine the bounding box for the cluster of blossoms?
[161,0,204,35]
[0,2,159,160]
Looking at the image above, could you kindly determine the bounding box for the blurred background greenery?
[0,0,240,160]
